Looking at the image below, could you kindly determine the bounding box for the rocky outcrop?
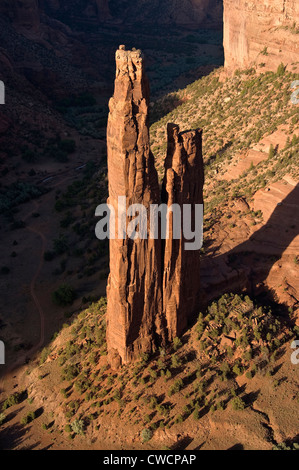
[224,0,299,71]
[162,124,204,340]
[106,46,165,367]
[106,47,204,366]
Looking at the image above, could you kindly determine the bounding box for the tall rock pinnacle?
[163,124,204,341]
[106,46,204,367]
[106,46,164,368]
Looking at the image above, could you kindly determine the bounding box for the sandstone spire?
[162,124,204,340]
[106,46,164,368]
[106,46,204,367]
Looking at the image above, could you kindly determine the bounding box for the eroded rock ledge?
[106,46,204,367]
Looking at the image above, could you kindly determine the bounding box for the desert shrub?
[173,337,182,351]
[53,235,69,255]
[2,391,25,410]
[0,413,6,425]
[171,354,182,368]
[62,364,80,381]
[0,182,47,214]
[268,144,276,159]
[141,428,153,443]
[71,419,85,435]
[231,396,245,411]
[233,363,244,376]
[276,63,286,77]
[20,411,36,425]
[52,285,76,307]
[168,378,184,396]
[273,442,299,451]
[220,362,231,380]
[39,347,50,365]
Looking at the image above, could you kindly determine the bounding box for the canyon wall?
[40,0,223,28]
[109,0,223,27]
[106,47,204,366]
[224,0,299,71]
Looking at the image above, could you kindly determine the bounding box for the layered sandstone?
[106,47,204,366]
[106,46,165,367]
[162,124,204,340]
[224,0,299,72]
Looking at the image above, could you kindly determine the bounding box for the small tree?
[276,63,286,76]
[141,428,152,443]
[173,337,182,351]
[52,284,75,307]
[231,396,245,411]
[71,419,85,436]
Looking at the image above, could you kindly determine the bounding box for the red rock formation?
[106,47,204,366]
[106,46,165,367]
[162,124,204,340]
[224,0,299,72]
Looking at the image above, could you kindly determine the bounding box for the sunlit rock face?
[162,124,204,342]
[106,46,165,368]
[106,47,204,367]
[224,0,299,71]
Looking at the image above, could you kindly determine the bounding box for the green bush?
[231,396,245,411]
[2,391,24,410]
[21,411,36,425]
[0,413,6,425]
[141,428,153,443]
[173,337,182,351]
[52,285,76,307]
[71,419,85,435]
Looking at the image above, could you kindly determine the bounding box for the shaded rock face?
[41,0,222,28]
[95,0,111,21]
[224,0,299,71]
[110,0,223,28]
[4,0,41,33]
[106,47,204,366]
[43,0,111,21]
